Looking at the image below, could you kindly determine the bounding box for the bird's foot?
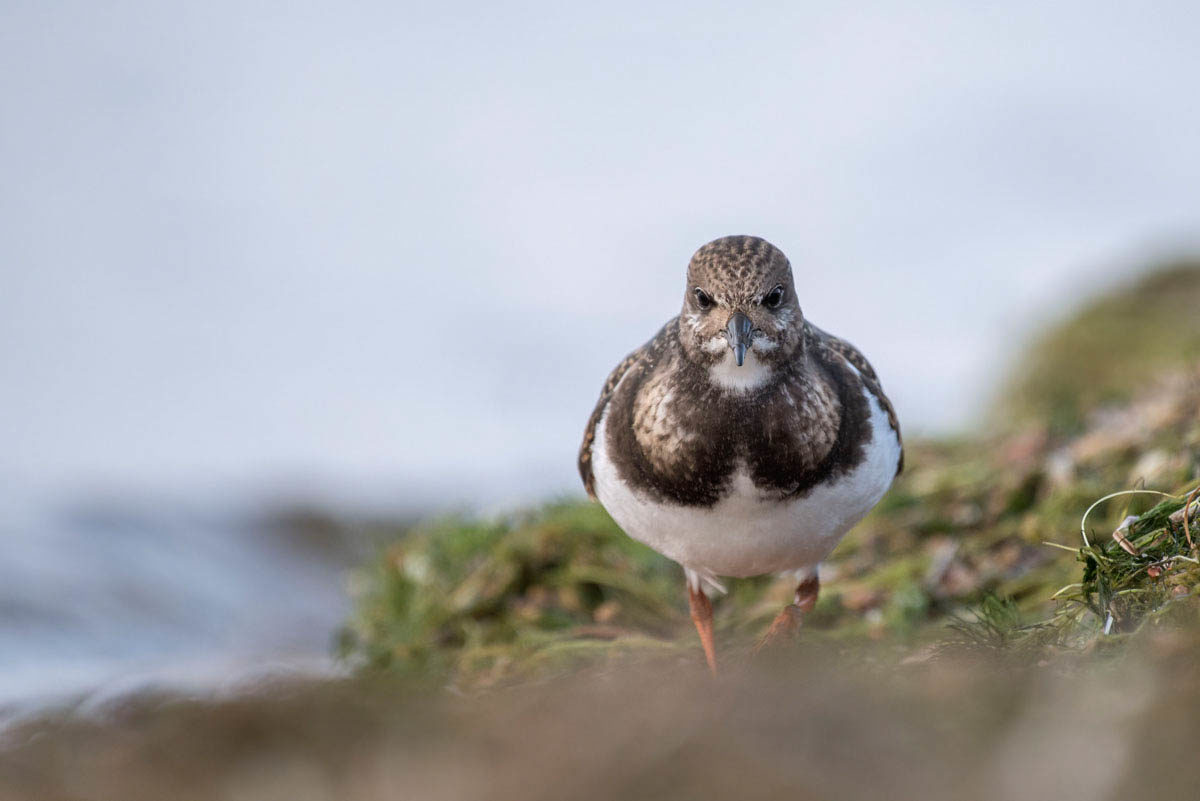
[754,573,819,653]
[754,603,805,653]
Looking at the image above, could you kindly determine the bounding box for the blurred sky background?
[3,0,1200,710]
[4,1,1200,510]
[2,1,1200,506]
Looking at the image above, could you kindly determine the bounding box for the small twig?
[1111,588,1155,597]
[1183,486,1200,557]
[1112,515,1141,555]
[1141,530,1170,552]
[1142,554,1200,578]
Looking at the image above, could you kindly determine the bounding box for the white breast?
[591,376,900,594]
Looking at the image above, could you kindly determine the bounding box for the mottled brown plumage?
[579,236,902,504]
[578,319,901,506]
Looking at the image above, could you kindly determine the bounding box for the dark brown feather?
[807,325,904,475]
[578,340,652,499]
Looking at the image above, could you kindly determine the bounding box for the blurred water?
[0,487,357,713]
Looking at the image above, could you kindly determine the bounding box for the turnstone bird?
[578,235,903,673]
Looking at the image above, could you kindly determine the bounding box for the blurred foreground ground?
[6,630,1200,801]
[2,265,1199,800]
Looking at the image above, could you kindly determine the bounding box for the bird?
[578,235,903,674]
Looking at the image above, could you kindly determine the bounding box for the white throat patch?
[708,348,773,392]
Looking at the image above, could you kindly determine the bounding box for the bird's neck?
[706,349,777,393]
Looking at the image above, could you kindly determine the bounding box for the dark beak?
[726,312,753,367]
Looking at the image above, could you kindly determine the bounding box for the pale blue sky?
[3,1,1199,507]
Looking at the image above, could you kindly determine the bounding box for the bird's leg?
[755,573,820,652]
[687,583,718,676]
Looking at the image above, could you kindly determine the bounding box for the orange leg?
[688,583,718,676]
[755,573,820,652]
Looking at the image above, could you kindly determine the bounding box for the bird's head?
[678,235,805,389]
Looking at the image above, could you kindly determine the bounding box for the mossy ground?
[339,266,1200,688]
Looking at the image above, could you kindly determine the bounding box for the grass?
[337,502,687,686]
[1055,492,1200,636]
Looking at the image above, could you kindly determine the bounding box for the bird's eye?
[764,285,785,309]
[693,288,714,310]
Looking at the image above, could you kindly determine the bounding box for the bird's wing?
[809,324,904,475]
[578,319,679,499]
[578,345,648,500]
